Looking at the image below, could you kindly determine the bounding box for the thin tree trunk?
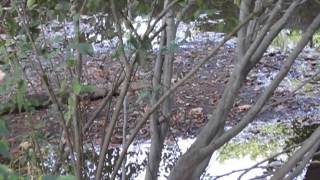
[111,11,259,177]
[121,95,128,180]
[144,0,175,178]
[167,1,307,179]
[95,65,133,180]
[237,0,252,58]
[271,12,320,180]
[304,145,320,180]
[70,0,84,178]
[144,25,166,180]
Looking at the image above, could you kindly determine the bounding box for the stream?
[2,1,320,179]
[35,13,320,179]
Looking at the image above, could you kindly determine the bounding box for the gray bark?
[271,12,320,180]
[121,95,128,180]
[111,10,259,178]
[237,0,252,58]
[144,21,167,180]
[167,1,307,179]
[144,0,175,179]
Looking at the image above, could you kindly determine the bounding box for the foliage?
[285,116,319,149]
[313,32,320,48]
[0,117,10,160]
[0,0,319,179]
[270,30,315,51]
[218,123,292,162]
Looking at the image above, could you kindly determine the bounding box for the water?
[60,121,290,179]
[5,1,320,178]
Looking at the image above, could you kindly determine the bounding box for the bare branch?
[95,63,134,180]
[110,0,130,69]
[284,141,320,180]
[201,8,320,173]
[14,1,77,173]
[238,143,301,180]
[110,11,261,178]
[144,0,181,37]
[83,70,125,133]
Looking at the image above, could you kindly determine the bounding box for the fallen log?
[0,82,151,116]
[0,88,107,116]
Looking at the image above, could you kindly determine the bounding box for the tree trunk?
[144,25,166,180]
[168,1,306,179]
[144,0,175,179]
[304,145,320,180]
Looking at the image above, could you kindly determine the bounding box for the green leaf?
[16,80,27,112]
[0,5,3,17]
[64,95,76,124]
[178,0,188,7]
[70,43,94,56]
[0,164,15,176]
[112,48,121,59]
[0,119,9,136]
[80,84,95,93]
[27,0,37,9]
[128,34,139,49]
[59,79,68,96]
[137,90,151,103]
[0,140,10,159]
[79,43,94,56]
[41,175,77,180]
[55,2,70,12]
[72,13,81,22]
[67,59,76,68]
[4,17,17,36]
[167,41,179,53]
[72,80,95,95]
[234,0,241,7]
[0,40,5,47]
[7,174,19,180]
[72,80,82,95]
[136,49,148,69]
[141,36,152,50]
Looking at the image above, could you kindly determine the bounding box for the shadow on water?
[83,147,146,179]
[284,118,320,180]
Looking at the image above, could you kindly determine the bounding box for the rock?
[189,107,203,117]
[237,104,251,112]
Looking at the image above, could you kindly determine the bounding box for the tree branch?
[110,11,260,178]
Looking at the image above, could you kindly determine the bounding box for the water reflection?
[62,122,288,179]
[8,1,320,179]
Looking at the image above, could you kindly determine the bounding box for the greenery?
[0,0,319,179]
[218,123,292,162]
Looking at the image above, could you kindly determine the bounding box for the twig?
[237,143,301,180]
[144,0,158,34]
[109,0,130,69]
[110,9,261,178]
[214,166,267,180]
[70,0,84,178]
[14,0,77,174]
[120,11,141,43]
[200,0,312,161]
[283,141,320,180]
[149,23,167,41]
[143,0,181,38]
[260,69,320,114]
[121,94,128,180]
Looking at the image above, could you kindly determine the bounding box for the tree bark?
[144,22,167,180]
[144,0,175,178]
[167,1,307,179]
